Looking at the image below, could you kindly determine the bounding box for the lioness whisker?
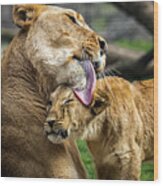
[111,68,122,75]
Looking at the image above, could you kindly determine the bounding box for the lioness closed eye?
[44,77,154,180]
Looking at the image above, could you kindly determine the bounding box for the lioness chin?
[44,77,154,180]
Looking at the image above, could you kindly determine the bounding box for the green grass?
[77,140,154,180]
[77,140,96,179]
[115,39,153,52]
[141,161,154,181]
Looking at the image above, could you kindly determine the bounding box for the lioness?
[44,77,154,180]
[2,4,107,177]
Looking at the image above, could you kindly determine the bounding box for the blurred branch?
[113,2,154,34]
[104,48,154,81]
[105,2,154,81]
[107,44,144,65]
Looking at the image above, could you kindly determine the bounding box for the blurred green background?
[1,2,154,181]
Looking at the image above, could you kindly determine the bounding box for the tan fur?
[2,4,107,177]
[44,77,154,180]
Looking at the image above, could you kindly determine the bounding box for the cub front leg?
[98,150,142,180]
[88,141,142,180]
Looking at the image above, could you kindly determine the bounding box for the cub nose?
[47,120,56,128]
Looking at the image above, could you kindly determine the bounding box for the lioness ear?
[13,4,46,29]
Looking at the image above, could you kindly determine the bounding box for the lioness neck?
[2,31,57,103]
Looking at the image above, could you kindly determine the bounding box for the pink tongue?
[73,60,96,106]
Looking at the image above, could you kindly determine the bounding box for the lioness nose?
[94,61,101,69]
[47,120,56,128]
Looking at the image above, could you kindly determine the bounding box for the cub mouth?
[44,126,68,144]
[73,60,96,106]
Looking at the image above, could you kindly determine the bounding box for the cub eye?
[65,14,79,26]
[90,99,106,116]
[63,99,74,105]
[93,100,104,108]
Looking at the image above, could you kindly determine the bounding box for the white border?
[0,0,159,5]
[1,1,162,186]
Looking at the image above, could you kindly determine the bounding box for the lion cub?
[44,77,154,180]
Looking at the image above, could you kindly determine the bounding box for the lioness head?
[44,79,109,143]
[13,4,108,105]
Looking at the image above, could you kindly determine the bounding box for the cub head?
[13,4,108,105]
[44,79,109,144]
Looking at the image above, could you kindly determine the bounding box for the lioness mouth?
[73,60,96,106]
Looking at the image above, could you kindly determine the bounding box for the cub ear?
[13,4,46,29]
